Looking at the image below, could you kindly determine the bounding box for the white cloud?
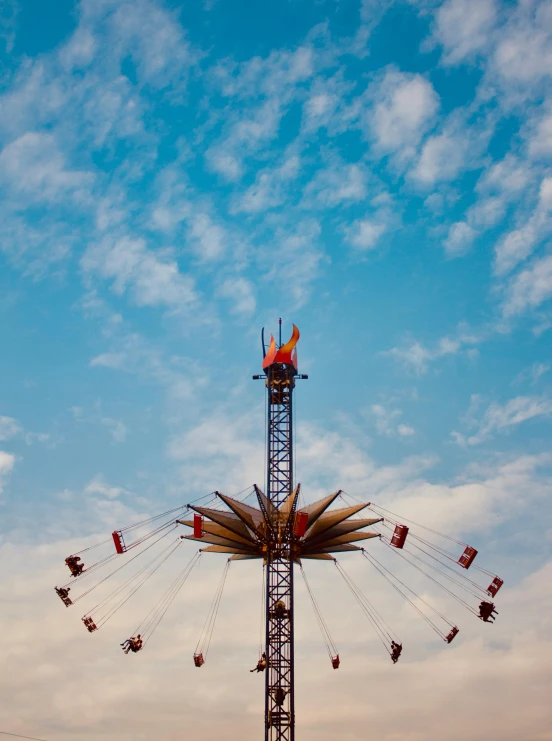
[528,109,552,158]
[397,423,415,437]
[59,27,97,70]
[492,2,552,87]
[494,177,552,276]
[25,432,54,446]
[301,73,351,134]
[384,328,482,375]
[187,213,227,261]
[0,416,21,441]
[478,155,532,196]
[205,99,284,181]
[214,45,313,100]
[102,417,128,443]
[443,221,476,258]
[232,155,300,214]
[206,44,313,181]
[346,219,386,251]
[260,219,325,308]
[205,148,244,181]
[454,395,552,446]
[82,236,197,311]
[372,404,415,438]
[502,253,552,318]
[514,362,550,387]
[84,475,128,499]
[0,132,94,203]
[0,0,18,55]
[218,277,256,316]
[90,332,207,401]
[411,129,471,185]
[431,0,497,65]
[303,163,368,208]
[368,69,439,162]
[81,0,199,93]
[0,450,16,496]
[469,155,532,229]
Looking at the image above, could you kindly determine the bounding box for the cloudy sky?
[1,0,552,739]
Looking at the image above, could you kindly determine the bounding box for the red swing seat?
[445,626,459,643]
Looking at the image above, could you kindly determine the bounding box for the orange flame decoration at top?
[262,324,300,370]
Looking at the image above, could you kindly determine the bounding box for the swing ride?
[54,322,503,741]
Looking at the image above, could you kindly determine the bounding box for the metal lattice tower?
[264,356,297,740]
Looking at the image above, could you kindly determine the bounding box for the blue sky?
[1,1,552,739]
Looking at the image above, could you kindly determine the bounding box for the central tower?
[262,322,301,741]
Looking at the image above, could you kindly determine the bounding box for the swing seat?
[458,545,477,569]
[82,617,97,633]
[193,514,204,538]
[445,626,459,644]
[390,524,409,549]
[112,530,126,554]
[194,652,205,667]
[331,655,340,669]
[487,576,503,597]
[293,512,309,538]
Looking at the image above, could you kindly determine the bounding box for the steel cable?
[195,560,231,660]
[76,526,178,605]
[93,539,184,628]
[334,560,394,654]
[361,550,451,639]
[300,565,338,660]
[140,551,202,646]
[378,537,479,616]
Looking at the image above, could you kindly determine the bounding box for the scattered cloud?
[429,0,497,65]
[186,212,227,262]
[0,132,94,204]
[302,162,368,209]
[514,362,550,387]
[410,119,481,186]
[25,432,54,446]
[528,107,552,159]
[443,221,476,258]
[0,450,16,496]
[232,154,300,214]
[494,177,552,276]
[259,218,325,308]
[384,327,482,375]
[301,73,351,134]
[366,69,439,165]
[453,395,552,446]
[81,236,198,312]
[79,0,200,93]
[83,475,130,499]
[206,46,314,180]
[502,254,552,319]
[345,219,387,251]
[371,404,415,438]
[442,155,535,260]
[217,277,256,316]
[491,0,552,90]
[90,332,207,401]
[102,417,128,443]
[0,0,18,55]
[0,416,21,441]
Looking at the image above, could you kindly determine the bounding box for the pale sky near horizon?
[1,0,552,739]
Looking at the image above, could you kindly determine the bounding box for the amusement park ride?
[55,322,503,741]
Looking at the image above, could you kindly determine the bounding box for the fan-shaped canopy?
[178,486,382,561]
